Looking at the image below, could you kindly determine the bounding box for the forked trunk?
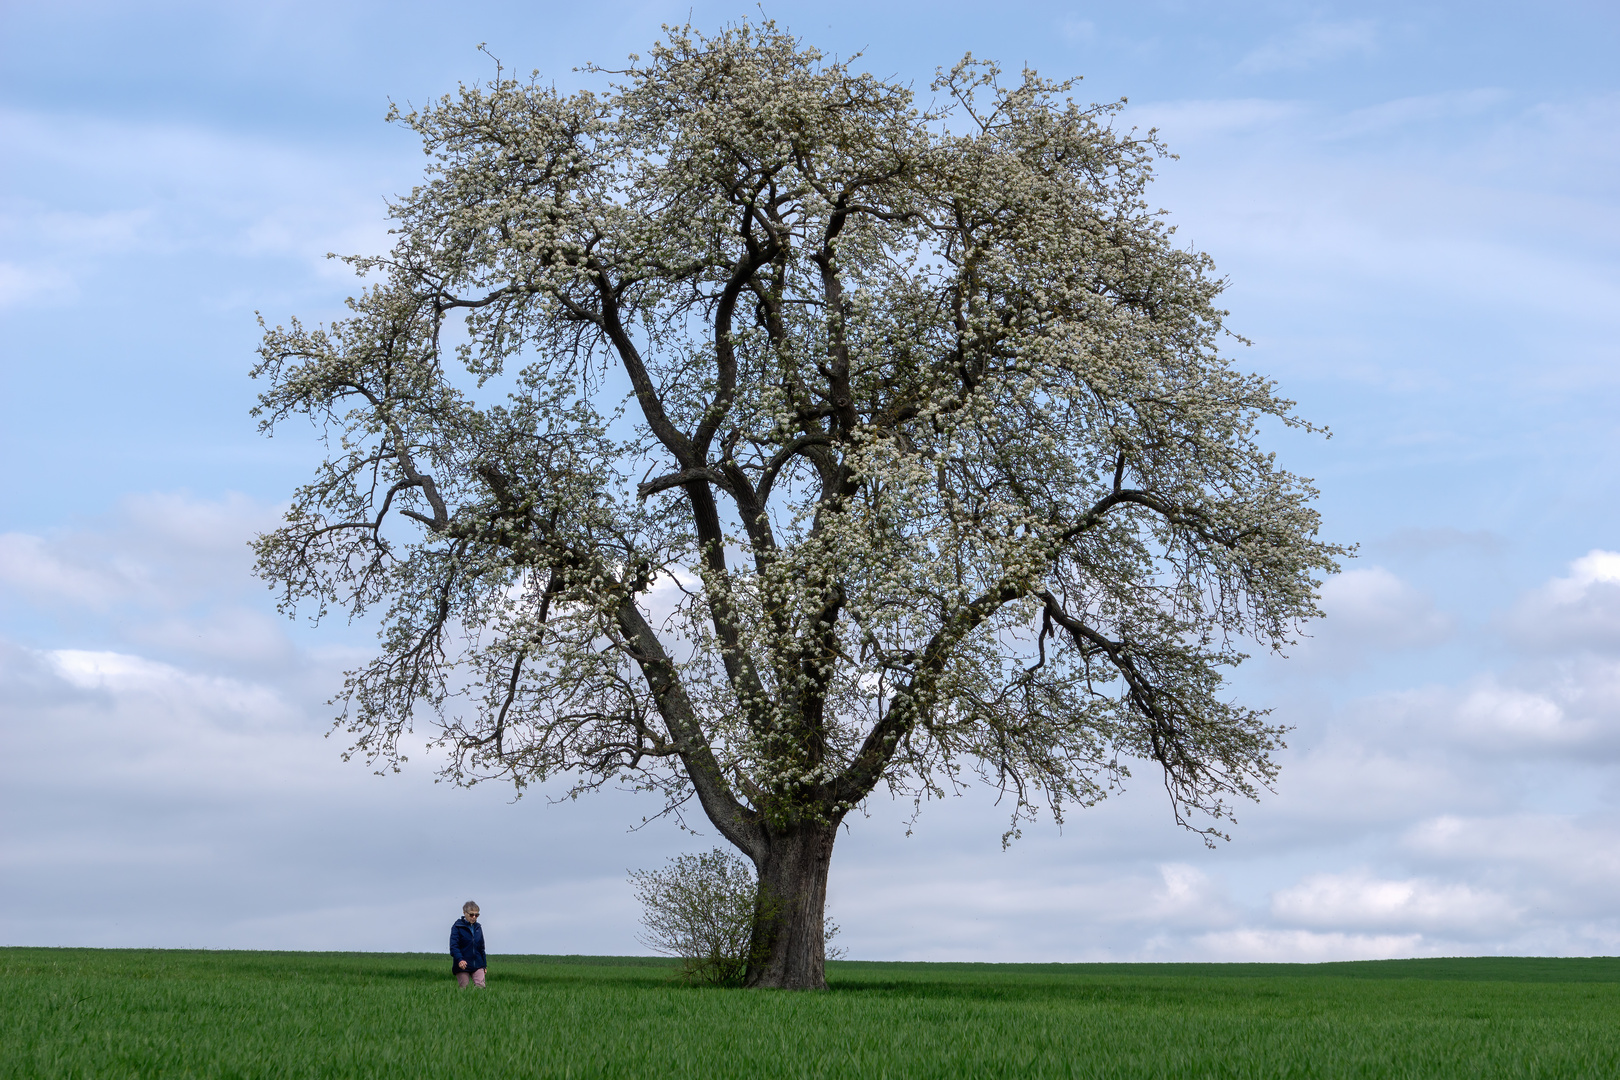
[745,823,836,989]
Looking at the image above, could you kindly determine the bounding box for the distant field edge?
[3,948,1619,981]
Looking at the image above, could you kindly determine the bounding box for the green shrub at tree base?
[630,848,845,985]
[631,848,759,985]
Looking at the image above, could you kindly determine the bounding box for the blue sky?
[3,0,1619,960]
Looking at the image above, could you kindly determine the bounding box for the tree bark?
[745,822,837,989]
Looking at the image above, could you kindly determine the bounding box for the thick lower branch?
[614,599,765,860]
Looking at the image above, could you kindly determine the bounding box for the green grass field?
[5,949,1618,1078]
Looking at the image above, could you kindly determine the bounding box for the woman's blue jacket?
[449,918,486,973]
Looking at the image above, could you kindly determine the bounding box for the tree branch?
[614,599,766,861]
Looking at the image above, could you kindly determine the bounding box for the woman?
[449,901,487,988]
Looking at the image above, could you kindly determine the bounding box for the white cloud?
[0,631,685,952]
[1126,88,1620,351]
[0,532,140,608]
[39,647,306,761]
[1285,567,1452,668]
[117,491,285,554]
[1320,567,1452,648]
[0,105,405,312]
[1506,550,1620,653]
[0,260,75,307]
[1330,662,1620,761]
[2,205,153,255]
[1554,551,1620,593]
[820,829,1247,961]
[49,647,287,716]
[1261,734,1487,835]
[1237,20,1378,75]
[1060,18,1096,45]
[1271,870,1518,934]
[127,608,298,668]
[1386,814,1620,954]
[0,491,283,615]
[1190,928,1425,962]
[1152,863,1215,917]
[1506,95,1620,195]
[1403,814,1620,894]
[1127,98,1307,140]
[1377,528,1508,558]
[1335,89,1511,138]
[1453,683,1584,746]
[842,859,1229,929]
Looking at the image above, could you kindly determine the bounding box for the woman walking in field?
[450,902,486,988]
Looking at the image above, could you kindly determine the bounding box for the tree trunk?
[745,823,836,989]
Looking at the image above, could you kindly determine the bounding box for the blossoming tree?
[253,23,1345,989]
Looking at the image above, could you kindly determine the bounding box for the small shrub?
[630,849,758,985]
[630,849,845,985]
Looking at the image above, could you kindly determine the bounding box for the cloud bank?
[3,496,1619,960]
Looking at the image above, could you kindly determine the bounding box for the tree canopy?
[253,22,1345,988]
